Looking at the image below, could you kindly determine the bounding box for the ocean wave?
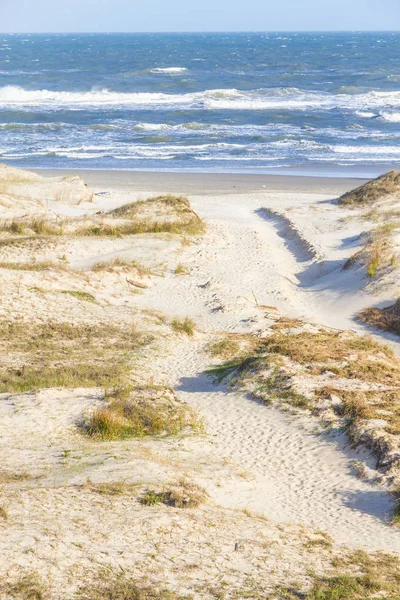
[331,144,400,155]
[1,85,400,114]
[380,112,400,122]
[149,67,188,74]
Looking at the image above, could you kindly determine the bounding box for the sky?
[1,0,399,33]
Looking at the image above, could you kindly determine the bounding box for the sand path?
[90,188,398,553]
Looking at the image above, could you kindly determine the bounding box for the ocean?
[0,32,399,176]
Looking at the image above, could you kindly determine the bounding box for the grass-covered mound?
[357,299,400,337]
[0,321,144,393]
[207,320,400,494]
[83,385,202,440]
[338,171,400,206]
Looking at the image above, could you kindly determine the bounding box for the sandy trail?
[86,185,400,552]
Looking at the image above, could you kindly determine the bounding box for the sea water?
[0,32,399,175]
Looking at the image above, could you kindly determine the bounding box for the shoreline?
[35,168,367,195]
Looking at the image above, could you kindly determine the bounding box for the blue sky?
[1,0,399,32]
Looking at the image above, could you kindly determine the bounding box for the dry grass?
[0,470,32,483]
[171,317,196,336]
[0,196,205,242]
[174,263,188,275]
[343,223,399,278]
[280,549,400,599]
[141,479,207,509]
[338,171,400,206]
[92,257,153,276]
[0,363,129,394]
[261,330,399,384]
[207,325,400,474]
[0,574,47,600]
[0,260,68,271]
[0,320,144,393]
[82,479,140,496]
[77,571,183,600]
[0,217,65,236]
[357,299,400,336]
[207,338,241,359]
[270,316,303,330]
[83,385,201,440]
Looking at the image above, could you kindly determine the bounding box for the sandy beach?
[0,166,399,598]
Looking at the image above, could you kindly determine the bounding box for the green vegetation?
[83,385,201,440]
[171,317,196,336]
[0,320,143,393]
[281,549,400,599]
[60,289,97,303]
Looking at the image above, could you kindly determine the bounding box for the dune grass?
[0,321,143,393]
[0,196,205,241]
[207,338,241,359]
[83,385,201,440]
[338,171,400,206]
[357,299,400,336]
[343,223,399,277]
[140,479,207,509]
[82,479,140,497]
[60,289,97,303]
[0,574,47,600]
[0,260,68,271]
[77,572,183,600]
[171,317,196,336]
[174,263,188,275]
[91,257,153,276]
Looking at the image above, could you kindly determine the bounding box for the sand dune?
[0,167,399,598]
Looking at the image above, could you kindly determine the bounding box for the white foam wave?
[1,85,400,114]
[150,67,188,74]
[381,112,400,122]
[331,144,400,155]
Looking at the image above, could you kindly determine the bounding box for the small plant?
[61,290,96,303]
[171,317,196,336]
[140,489,164,506]
[140,479,207,509]
[0,506,8,520]
[175,263,188,275]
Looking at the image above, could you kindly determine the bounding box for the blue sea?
[0,32,400,175]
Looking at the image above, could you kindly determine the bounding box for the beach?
[0,166,399,597]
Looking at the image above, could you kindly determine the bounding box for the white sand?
[1,169,400,595]
[67,171,399,549]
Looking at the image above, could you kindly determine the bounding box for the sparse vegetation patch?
[83,385,201,440]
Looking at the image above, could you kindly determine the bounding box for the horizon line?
[1,29,400,34]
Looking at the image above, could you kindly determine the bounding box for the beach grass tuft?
[83,385,201,440]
